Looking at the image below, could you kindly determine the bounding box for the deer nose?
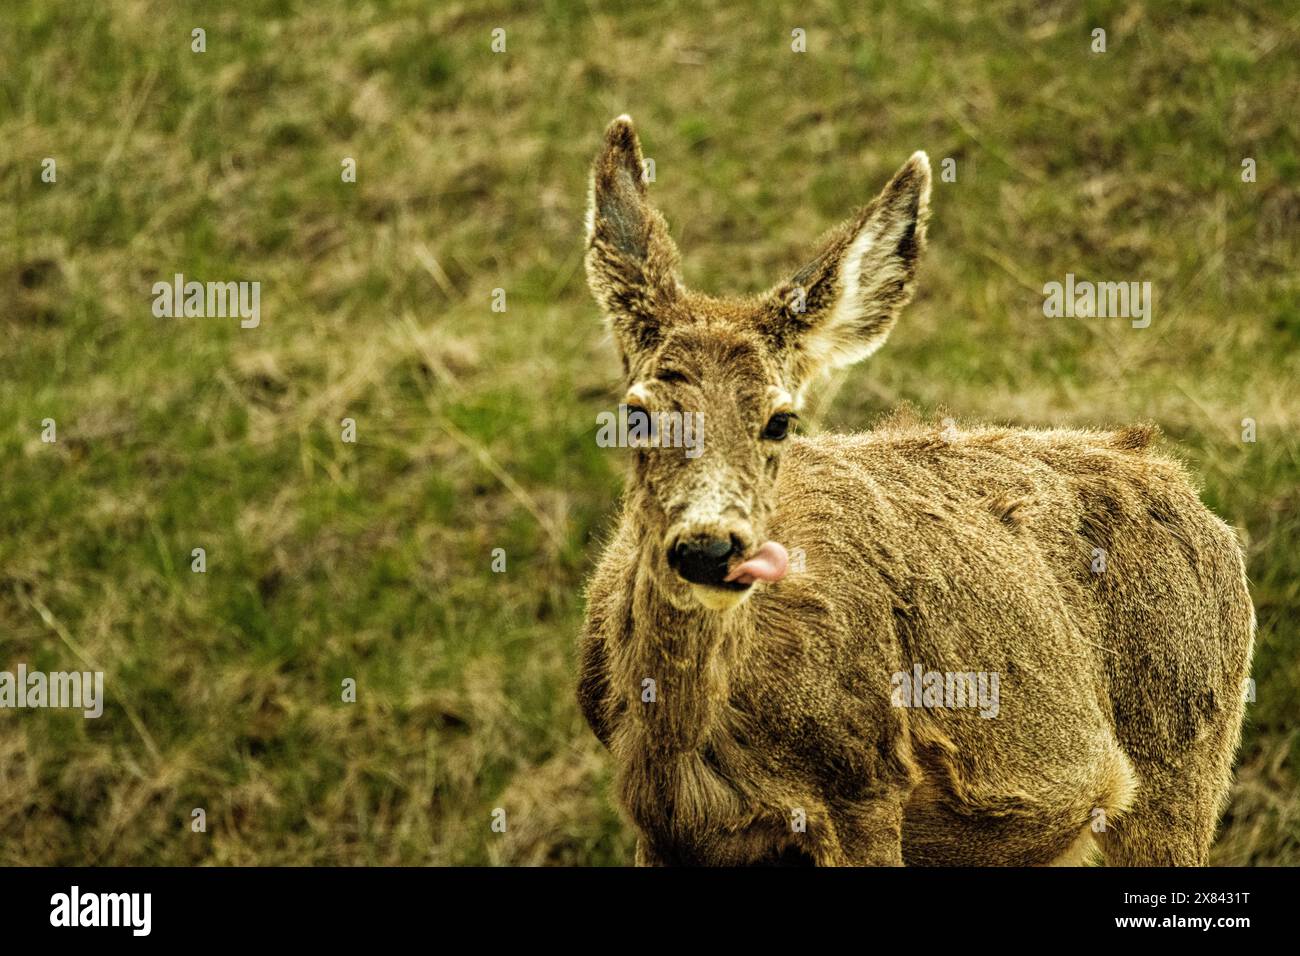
[667,534,743,587]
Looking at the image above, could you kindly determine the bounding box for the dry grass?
[1,0,1296,865]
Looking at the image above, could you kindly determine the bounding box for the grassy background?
[1,0,1296,865]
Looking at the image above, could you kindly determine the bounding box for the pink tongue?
[725,541,790,585]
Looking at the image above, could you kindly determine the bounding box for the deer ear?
[585,115,682,358]
[762,152,930,390]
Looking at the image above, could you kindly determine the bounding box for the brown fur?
[577,116,1255,866]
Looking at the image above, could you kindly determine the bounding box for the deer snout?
[667,532,748,589]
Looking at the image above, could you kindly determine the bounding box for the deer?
[576,115,1255,866]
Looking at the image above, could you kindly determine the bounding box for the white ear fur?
[802,151,931,372]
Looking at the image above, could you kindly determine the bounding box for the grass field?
[1,0,1297,865]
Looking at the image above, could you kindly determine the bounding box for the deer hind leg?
[1098,749,1235,866]
[1100,673,1247,866]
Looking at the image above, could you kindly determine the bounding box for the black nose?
[668,535,743,587]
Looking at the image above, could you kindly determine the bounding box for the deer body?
[577,117,1254,866]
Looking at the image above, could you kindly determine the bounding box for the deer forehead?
[634,326,785,386]
[622,380,792,417]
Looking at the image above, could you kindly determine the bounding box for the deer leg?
[1098,762,1228,866]
[1100,685,1244,866]
[826,795,906,866]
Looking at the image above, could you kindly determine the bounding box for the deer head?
[586,115,930,612]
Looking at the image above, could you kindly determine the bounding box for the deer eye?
[762,412,794,441]
[624,403,653,446]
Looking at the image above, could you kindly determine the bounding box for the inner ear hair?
[584,116,684,359]
[767,385,795,413]
[758,151,931,388]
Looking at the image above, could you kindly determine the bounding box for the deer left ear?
[585,115,683,358]
[762,152,931,390]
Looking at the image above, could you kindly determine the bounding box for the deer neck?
[619,523,755,755]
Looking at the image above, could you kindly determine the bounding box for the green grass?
[1,0,1297,865]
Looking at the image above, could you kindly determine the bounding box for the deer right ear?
[585,116,683,358]
[760,152,931,394]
